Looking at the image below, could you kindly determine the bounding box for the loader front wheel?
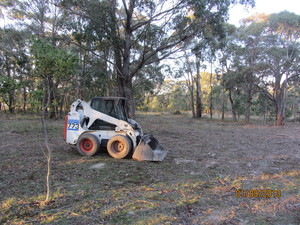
[107,135,132,159]
[76,133,100,156]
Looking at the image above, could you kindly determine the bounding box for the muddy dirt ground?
[0,113,299,224]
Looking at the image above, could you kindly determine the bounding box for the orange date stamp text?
[235,189,281,198]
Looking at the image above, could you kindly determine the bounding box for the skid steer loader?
[64,97,168,161]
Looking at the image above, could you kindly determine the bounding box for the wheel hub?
[113,141,124,152]
[81,139,93,152]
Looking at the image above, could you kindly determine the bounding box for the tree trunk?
[115,0,136,119]
[276,102,285,126]
[245,92,251,123]
[5,54,15,113]
[209,60,213,119]
[23,85,27,113]
[275,92,285,126]
[49,77,56,119]
[110,0,123,99]
[190,83,195,118]
[228,89,237,122]
[195,57,202,118]
[59,88,67,118]
[184,53,195,118]
[264,97,268,124]
[8,95,14,113]
[77,48,86,99]
[43,77,49,115]
[53,83,59,119]
[124,78,135,119]
[221,87,225,120]
[274,79,286,126]
[186,74,195,117]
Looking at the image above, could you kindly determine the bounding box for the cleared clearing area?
[0,113,299,224]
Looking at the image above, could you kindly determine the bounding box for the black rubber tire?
[107,135,132,159]
[76,133,100,156]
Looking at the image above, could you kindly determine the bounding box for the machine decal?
[67,119,80,130]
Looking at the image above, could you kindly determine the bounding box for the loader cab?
[90,97,128,122]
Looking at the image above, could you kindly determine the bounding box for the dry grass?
[0,112,299,224]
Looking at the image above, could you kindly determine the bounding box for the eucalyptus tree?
[220,11,299,125]
[180,19,227,119]
[180,51,197,117]
[0,28,30,113]
[230,18,266,122]
[257,11,300,125]
[219,19,266,123]
[207,42,223,119]
[31,39,78,118]
[218,23,240,121]
[59,0,255,118]
[193,44,205,119]
[3,0,67,38]
[2,0,76,115]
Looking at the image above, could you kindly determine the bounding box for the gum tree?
[31,39,78,118]
[258,11,300,125]
[60,0,255,118]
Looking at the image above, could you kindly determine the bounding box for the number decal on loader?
[67,120,80,130]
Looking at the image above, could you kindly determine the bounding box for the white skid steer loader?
[64,97,168,161]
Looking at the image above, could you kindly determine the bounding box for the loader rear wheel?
[76,133,100,156]
[107,135,132,159]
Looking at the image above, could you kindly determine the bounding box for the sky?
[229,0,300,26]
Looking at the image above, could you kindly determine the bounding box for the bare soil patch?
[0,113,299,224]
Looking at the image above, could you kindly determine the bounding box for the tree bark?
[275,85,285,126]
[245,91,252,123]
[48,77,56,119]
[23,85,27,113]
[209,60,213,119]
[228,89,238,122]
[190,81,195,118]
[123,78,135,119]
[195,57,202,118]
[5,54,15,113]
[43,76,49,115]
[221,87,225,120]
[264,97,268,124]
[272,73,288,126]
[184,53,195,118]
[113,0,136,118]
[59,87,68,118]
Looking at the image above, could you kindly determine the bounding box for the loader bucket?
[132,134,168,161]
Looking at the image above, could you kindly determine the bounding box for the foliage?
[0,76,19,105]
[0,0,299,125]
[256,11,300,125]
[143,72,222,114]
[31,39,78,79]
[30,38,78,117]
[217,11,300,124]
[59,0,255,118]
[0,27,30,113]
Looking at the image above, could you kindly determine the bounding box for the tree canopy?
[0,1,299,125]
